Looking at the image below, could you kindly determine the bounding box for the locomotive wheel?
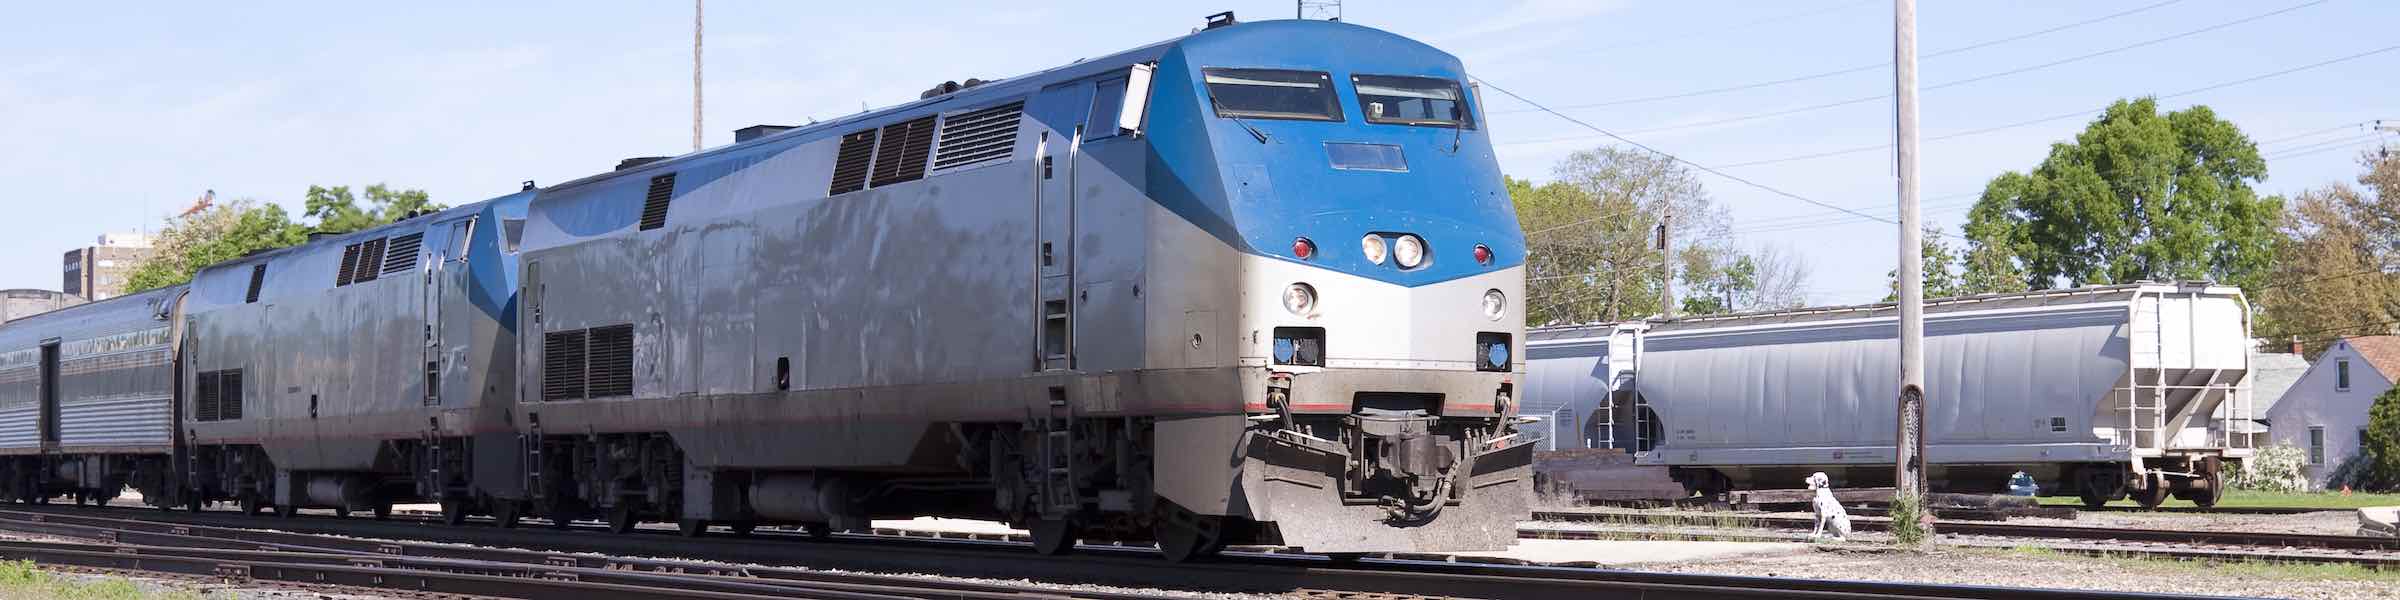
[275,502,299,519]
[494,502,522,529]
[439,499,468,526]
[677,519,709,538]
[728,521,756,537]
[1028,518,1078,556]
[238,494,263,516]
[548,513,575,530]
[606,505,638,534]
[371,502,392,521]
[1154,518,1226,563]
[333,505,351,518]
[799,522,832,540]
[186,496,204,513]
[2130,474,2170,510]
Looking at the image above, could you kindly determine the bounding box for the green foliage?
[2227,444,2309,493]
[1962,98,2281,293]
[0,560,198,599]
[1511,147,1808,325]
[2349,385,2400,491]
[2253,153,2400,357]
[124,184,442,293]
[304,184,441,235]
[1888,492,1929,547]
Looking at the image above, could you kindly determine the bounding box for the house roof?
[2341,335,2400,379]
[2248,351,2312,417]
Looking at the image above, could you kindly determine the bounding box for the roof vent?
[735,124,795,143]
[616,156,670,171]
[1205,11,1238,29]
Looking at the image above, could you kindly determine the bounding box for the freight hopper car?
[0,285,186,505]
[1629,283,2256,508]
[509,15,1530,560]
[178,193,533,518]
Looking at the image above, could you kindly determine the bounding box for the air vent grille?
[541,330,588,401]
[587,324,635,398]
[194,370,221,422]
[828,129,877,195]
[244,264,267,304]
[933,101,1024,171]
[352,238,388,284]
[639,173,676,231]
[335,243,363,286]
[219,370,243,420]
[382,233,423,274]
[870,116,938,187]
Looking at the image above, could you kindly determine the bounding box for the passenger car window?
[1203,68,1340,121]
[1351,74,1474,129]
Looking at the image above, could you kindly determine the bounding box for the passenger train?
[0,14,1531,561]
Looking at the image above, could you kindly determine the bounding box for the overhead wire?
[1505,0,2331,139]
[1681,44,2400,169]
[1493,0,2189,114]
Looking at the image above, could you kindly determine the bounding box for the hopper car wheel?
[606,505,638,534]
[729,521,756,537]
[2078,487,2109,509]
[2130,474,2169,510]
[800,522,832,540]
[494,502,522,529]
[185,497,203,513]
[2182,467,2225,509]
[1029,518,1078,556]
[438,499,468,526]
[274,502,298,519]
[677,519,709,538]
[238,495,263,517]
[333,506,350,519]
[371,502,392,521]
[549,514,574,530]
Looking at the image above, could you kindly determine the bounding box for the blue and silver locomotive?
[0,14,1529,561]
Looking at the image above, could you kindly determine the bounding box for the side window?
[450,219,475,261]
[2337,359,2351,391]
[1088,77,1128,139]
[2309,426,2326,465]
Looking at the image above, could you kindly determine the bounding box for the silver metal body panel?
[0,286,184,455]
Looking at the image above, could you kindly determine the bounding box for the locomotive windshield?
[1203,68,1341,121]
[1351,74,1474,129]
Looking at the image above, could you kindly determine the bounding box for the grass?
[1989,546,2400,583]
[2036,489,2400,510]
[0,561,200,600]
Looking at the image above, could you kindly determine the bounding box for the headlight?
[1482,289,1506,321]
[1282,283,1316,316]
[1361,235,1387,265]
[1394,235,1426,268]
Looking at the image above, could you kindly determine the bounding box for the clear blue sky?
[2,1,2392,305]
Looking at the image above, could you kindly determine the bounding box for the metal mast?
[1298,0,1341,21]
[1893,0,1928,523]
[692,0,704,152]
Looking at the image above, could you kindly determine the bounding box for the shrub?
[2365,385,2400,491]
[2229,444,2309,493]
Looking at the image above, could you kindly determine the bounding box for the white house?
[2265,336,2398,488]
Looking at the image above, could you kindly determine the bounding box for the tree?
[305,184,442,235]
[124,183,443,292]
[1886,224,2027,301]
[1685,243,1809,315]
[2254,152,2400,357]
[1962,98,2281,293]
[1513,147,1728,325]
[2361,385,2400,491]
[124,199,307,291]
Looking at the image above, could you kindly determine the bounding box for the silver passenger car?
[0,285,185,504]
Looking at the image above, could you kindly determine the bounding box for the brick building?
[0,289,83,322]
[62,232,153,301]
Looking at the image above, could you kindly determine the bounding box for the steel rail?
[0,503,2235,600]
[1532,510,2400,552]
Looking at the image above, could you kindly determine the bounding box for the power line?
[2263,133,2389,159]
[2256,121,2380,147]
[1503,0,2332,141]
[2267,138,2392,162]
[1474,77,1899,225]
[1495,0,2187,114]
[1680,44,2400,169]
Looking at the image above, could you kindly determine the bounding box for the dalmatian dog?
[1806,472,1851,541]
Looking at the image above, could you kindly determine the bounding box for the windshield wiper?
[1211,96,1270,144]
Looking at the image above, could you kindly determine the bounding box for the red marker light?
[1293,238,1316,260]
[1473,244,1493,265]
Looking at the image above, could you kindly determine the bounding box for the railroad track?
[0,503,2223,600]
[1530,510,2400,568]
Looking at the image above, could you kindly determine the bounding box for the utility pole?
[1892,0,1929,539]
[1658,209,1675,319]
[692,0,704,152]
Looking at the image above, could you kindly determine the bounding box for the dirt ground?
[1639,545,2399,600]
